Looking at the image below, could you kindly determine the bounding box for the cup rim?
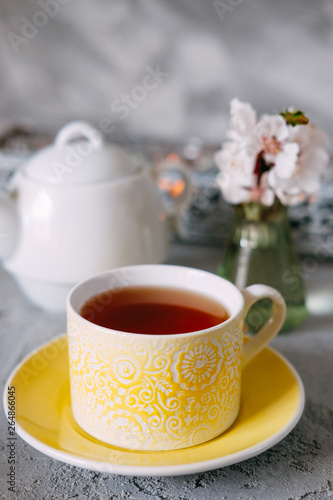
[67,264,245,339]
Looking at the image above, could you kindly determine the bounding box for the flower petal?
[253,114,289,144]
[227,98,257,141]
[274,142,299,178]
[289,123,328,150]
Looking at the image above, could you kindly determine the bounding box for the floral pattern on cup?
[67,313,243,451]
[170,337,224,391]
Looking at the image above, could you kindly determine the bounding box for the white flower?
[249,114,289,159]
[215,141,255,177]
[248,114,300,181]
[289,123,328,150]
[215,142,255,204]
[274,142,299,178]
[227,98,257,142]
[268,147,329,205]
[215,98,329,206]
[268,125,329,205]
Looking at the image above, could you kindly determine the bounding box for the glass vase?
[218,200,307,332]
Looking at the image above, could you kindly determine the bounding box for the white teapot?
[0,122,190,311]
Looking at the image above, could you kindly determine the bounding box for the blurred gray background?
[0,0,332,144]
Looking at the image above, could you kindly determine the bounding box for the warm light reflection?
[166,153,180,163]
[157,177,186,198]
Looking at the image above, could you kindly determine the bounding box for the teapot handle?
[55,121,103,150]
[155,160,192,217]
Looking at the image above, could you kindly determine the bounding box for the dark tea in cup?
[79,286,229,335]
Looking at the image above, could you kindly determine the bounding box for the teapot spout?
[0,192,19,260]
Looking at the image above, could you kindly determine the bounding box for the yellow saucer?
[3,335,304,476]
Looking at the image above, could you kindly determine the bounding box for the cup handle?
[241,284,286,368]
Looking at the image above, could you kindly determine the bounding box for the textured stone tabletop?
[1,243,333,500]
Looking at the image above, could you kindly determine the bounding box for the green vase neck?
[233,200,288,223]
[231,201,291,250]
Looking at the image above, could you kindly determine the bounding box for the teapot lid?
[24,121,136,185]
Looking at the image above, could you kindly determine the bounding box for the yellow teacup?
[67,265,285,451]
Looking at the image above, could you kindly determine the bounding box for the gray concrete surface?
[1,243,333,500]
